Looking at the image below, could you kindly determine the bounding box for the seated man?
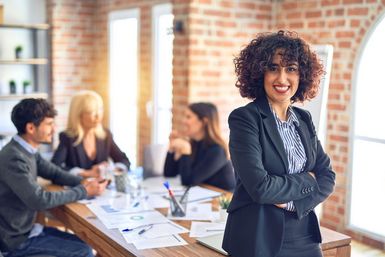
[0,98,108,257]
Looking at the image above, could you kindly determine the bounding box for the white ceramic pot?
[219,208,228,222]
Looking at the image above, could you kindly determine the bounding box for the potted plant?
[9,80,17,94]
[218,194,231,222]
[23,80,32,94]
[15,45,23,59]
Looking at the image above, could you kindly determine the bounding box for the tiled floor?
[352,240,385,257]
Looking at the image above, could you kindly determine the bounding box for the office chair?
[143,144,168,178]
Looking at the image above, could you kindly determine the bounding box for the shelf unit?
[0,58,48,65]
[0,23,50,30]
[0,22,51,96]
[0,92,48,100]
[0,23,51,144]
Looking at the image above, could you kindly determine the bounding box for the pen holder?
[169,194,188,217]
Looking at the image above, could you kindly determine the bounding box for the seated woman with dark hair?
[163,102,235,191]
[52,90,130,178]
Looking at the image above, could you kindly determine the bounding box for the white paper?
[86,195,152,216]
[119,221,189,243]
[185,186,222,203]
[146,194,170,208]
[189,221,225,237]
[133,234,187,250]
[141,176,183,194]
[167,203,219,221]
[87,207,168,229]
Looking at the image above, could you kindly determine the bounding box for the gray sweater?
[0,139,87,252]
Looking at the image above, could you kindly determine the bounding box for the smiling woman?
[222,30,335,257]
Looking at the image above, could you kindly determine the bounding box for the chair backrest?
[143,144,168,179]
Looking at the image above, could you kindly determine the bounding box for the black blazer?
[164,140,235,191]
[222,96,335,257]
[51,129,130,171]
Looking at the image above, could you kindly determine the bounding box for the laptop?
[196,233,229,256]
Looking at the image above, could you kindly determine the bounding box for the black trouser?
[276,211,323,257]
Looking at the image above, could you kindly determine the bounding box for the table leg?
[336,245,351,257]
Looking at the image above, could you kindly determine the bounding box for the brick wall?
[47,0,97,136]
[172,0,272,135]
[171,0,190,131]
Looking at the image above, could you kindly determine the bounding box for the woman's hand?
[168,130,179,153]
[274,203,287,209]
[81,178,108,197]
[308,171,316,180]
[169,130,180,141]
[170,138,191,160]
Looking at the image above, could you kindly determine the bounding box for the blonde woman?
[52,90,130,178]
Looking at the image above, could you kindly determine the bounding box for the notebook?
[196,232,228,256]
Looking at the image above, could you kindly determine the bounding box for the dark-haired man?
[0,98,107,257]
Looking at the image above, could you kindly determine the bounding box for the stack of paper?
[87,205,189,250]
[83,176,227,250]
[119,220,188,249]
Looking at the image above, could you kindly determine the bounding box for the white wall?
[0,0,46,136]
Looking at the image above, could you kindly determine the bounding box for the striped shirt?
[272,106,307,211]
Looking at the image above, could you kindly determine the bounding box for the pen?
[121,222,167,232]
[179,186,191,203]
[172,234,181,242]
[187,195,221,203]
[206,228,225,232]
[138,224,153,235]
[132,201,140,207]
[121,224,148,232]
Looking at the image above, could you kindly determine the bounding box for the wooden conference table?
[48,184,351,257]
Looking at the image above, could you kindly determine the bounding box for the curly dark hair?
[11,98,57,135]
[234,30,324,102]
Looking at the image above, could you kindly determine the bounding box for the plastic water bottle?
[127,166,143,199]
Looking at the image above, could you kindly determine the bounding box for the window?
[108,9,139,168]
[350,15,385,239]
[151,3,174,145]
[295,45,333,146]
